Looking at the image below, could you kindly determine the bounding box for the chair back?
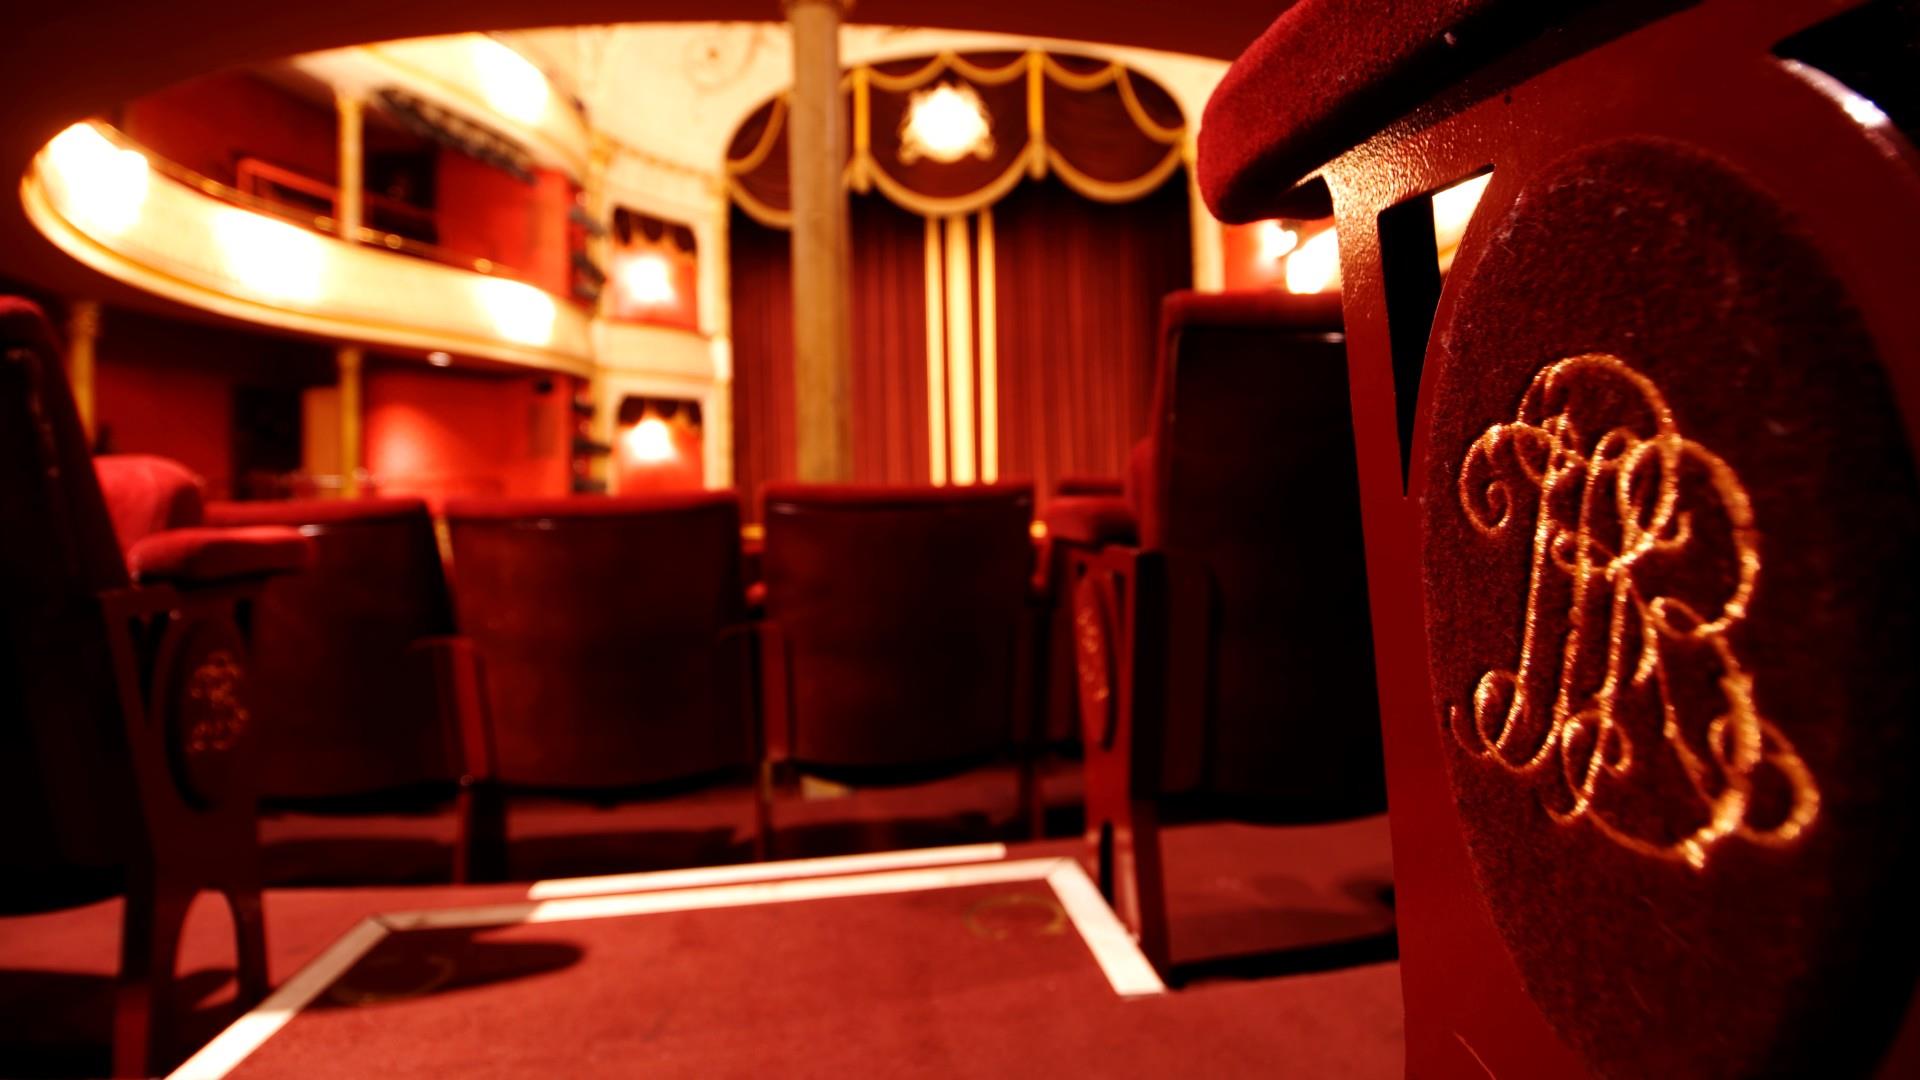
[205,497,459,799]
[1201,2,1920,1076]
[443,493,752,790]
[762,483,1035,776]
[0,298,131,885]
[1138,291,1383,815]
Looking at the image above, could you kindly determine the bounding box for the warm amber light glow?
[214,210,326,303]
[618,252,677,307]
[1432,172,1492,259]
[478,277,557,345]
[622,415,677,464]
[44,123,150,235]
[1257,221,1298,262]
[900,83,995,164]
[1284,229,1340,295]
[473,37,551,125]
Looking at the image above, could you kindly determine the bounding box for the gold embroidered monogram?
[1450,353,1819,869]
[185,648,249,754]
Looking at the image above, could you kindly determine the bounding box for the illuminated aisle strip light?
[168,855,1162,1079]
[528,840,1008,899]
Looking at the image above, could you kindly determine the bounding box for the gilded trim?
[924,215,949,486]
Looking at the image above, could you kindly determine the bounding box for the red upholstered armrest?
[1043,495,1138,547]
[125,526,313,586]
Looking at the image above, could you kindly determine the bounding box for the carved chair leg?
[455,780,508,884]
[1115,801,1170,974]
[112,882,193,1078]
[752,759,776,862]
[224,887,270,1006]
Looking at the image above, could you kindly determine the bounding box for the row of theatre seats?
[10,0,1920,1073]
[3,287,1381,1073]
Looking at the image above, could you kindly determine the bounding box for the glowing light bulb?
[1285,228,1340,295]
[619,252,676,307]
[214,210,325,303]
[44,123,150,235]
[1257,221,1299,262]
[478,278,556,346]
[623,416,677,464]
[473,38,550,125]
[900,83,994,164]
[427,351,453,367]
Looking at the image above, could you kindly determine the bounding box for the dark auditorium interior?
[2,1,1917,1076]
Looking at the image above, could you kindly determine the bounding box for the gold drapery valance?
[725,50,1187,228]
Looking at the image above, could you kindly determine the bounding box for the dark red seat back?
[0,298,133,885]
[205,497,458,799]
[762,483,1035,775]
[444,493,752,790]
[1139,292,1383,815]
[1202,2,1920,1076]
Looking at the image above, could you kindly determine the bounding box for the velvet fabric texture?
[1136,291,1380,810]
[442,493,754,791]
[761,482,1035,776]
[729,196,931,519]
[206,498,460,800]
[994,177,1192,510]
[1422,141,1920,1077]
[96,454,206,553]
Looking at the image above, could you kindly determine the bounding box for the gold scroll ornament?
[1450,354,1819,869]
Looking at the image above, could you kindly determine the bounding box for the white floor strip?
[175,850,1163,1078]
[167,916,390,1080]
[1047,860,1167,998]
[386,858,1063,931]
[527,842,1009,900]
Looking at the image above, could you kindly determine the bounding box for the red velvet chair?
[203,498,480,869]
[1067,290,1382,975]
[758,483,1043,844]
[1200,1,1920,1076]
[0,298,310,1076]
[441,493,758,879]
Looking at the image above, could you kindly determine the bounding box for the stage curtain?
[730,195,930,516]
[729,205,795,522]
[993,175,1193,508]
[726,51,1184,225]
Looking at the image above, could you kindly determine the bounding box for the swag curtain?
[731,195,931,519]
[994,176,1192,503]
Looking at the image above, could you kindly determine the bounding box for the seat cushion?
[126,526,313,585]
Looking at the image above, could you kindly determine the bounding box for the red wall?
[91,308,334,499]
[435,152,575,296]
[364,365,575,506]
[122,71,337,187]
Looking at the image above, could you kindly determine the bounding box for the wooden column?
[336,346,364,497]
[66,300,101,442]
[335,92,366,497]
[784,0,854,481]
[334,91,364,240]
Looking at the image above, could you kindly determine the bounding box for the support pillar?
[66,300,101,443]
[784,0,855,481]
[334,92,364,241]
[337,346,364,497]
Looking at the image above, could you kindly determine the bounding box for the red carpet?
[226,880,1399,1079]
[0,779,1401,1078]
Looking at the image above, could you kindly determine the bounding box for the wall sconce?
[622,414,677,464]
[1257,221,1299,263]
[1285,229,1341,295]
[618,251,677,308]
[900,82,995,164]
